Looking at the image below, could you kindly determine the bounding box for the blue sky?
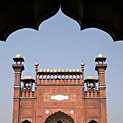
[0,10,123,122]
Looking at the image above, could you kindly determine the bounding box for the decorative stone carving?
[51,95,69,101]
[43,94,50,101]
[70,94,76,101]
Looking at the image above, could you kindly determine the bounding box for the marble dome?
[16,53,21,58]
[24,75,32,80]
[98,53,103,58]
[87,76,96,80]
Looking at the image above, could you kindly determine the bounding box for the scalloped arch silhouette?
[44,111,75,123]
[0,0,123,41]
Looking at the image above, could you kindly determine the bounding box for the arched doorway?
[44,111,75,123]
[22,120,31,123]
[88,120,97,123]
[57,121,62,123]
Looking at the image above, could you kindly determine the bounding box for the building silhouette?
[12,54,107,123]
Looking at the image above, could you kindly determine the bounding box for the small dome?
[73,69,76,72]
[35,61,39,66]
[47,69,50,72]
[50,69,54,72]
[24,75,32,80]
[87,76,96,80]
[43,69,46,72]
[54,69,57,72]
[62,69,65,72]
[81,61,85,66]
[65,69,69,72]
[58,69,61,72]
[16,53,21,58]
[76,69,80,72]
[98,53,103,58]
[39,69,43,72]
[69,69,72,72]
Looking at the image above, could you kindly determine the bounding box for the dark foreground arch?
[45,111,75,123]
[0,0,123,41]
[22,120,31,123]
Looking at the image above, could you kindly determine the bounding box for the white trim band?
[15,72,21,74]
[14,97,37,99]
[14,85,21,88]
[99,85,106,88]
[99,72,105,74]
[83,97,106,99]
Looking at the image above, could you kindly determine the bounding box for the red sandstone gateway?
[12,53,107,123]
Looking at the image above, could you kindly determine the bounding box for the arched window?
[89,120,97,123]
[22,120,31,123]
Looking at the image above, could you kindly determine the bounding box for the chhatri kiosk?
[12,54,107,123]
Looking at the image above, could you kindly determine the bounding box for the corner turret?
[95,53,107,97]
[12,53,24,123]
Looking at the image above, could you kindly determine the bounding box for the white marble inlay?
[45,110,49,114]
[70,110,74,114]
[51,95,69,101]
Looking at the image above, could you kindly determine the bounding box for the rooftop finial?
[81,60,85,66]
[35,61,39,66]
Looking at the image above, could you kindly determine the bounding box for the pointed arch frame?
[44,111,75,123]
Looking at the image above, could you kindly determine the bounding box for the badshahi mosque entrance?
[12,54,107,123]
[44,111,75,123]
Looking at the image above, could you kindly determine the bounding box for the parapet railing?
[37,69,83,85]
[21,90,35,97]
[84,89,100,97]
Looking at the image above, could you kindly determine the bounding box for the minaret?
[95,53,107,123]
[81,61,85,84]
[35,61,39,97]
[81,61,85,97]
[12,53,24,123]
[35,61,39,84]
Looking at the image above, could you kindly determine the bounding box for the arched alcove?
[44,111,75,123]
